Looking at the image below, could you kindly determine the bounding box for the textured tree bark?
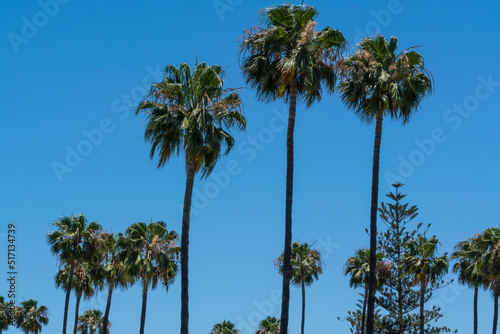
[62,260,74,334]
[181,161,196,334]
[301,279,306,334]
[420,279,425,334]
[102,283,114,334]
[366,114,383,334]
[140,280,148,334]
[280,77,297,334]
[362,285,368,334]
[73,293,81,334]
[493,291,498,334]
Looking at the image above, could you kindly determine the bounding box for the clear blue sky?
[1,0,499,333]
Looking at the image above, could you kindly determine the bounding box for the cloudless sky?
[1,0,500,333]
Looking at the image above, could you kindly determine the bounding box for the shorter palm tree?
[0,296,13,332]
[344,249,390,334]
[256,316,280,334]
[276,241,323,334]
[118,221,179,334]
[15,299,49,334]
[77,309,110,334]
[403,236,448,334]
[452,235,488,334]
[478,227,500,334]
[210,320,240,334]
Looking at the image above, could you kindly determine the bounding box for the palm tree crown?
[240,4,346,105]
[338,35,433,124]
[210,320,240,334]
[136,62,246,176]
[15,299,49,334]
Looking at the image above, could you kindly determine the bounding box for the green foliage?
[210,320,240,334]
[256,316,280,334]
[77,309,109,334]
[135,62,246,177]
[15,299,49,334]
[276,241,323,287]
[118,221,180,290]
[338,35,433,124]
[239,3,346,106]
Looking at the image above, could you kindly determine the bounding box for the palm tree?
[344,249,390,334]
[135,62,245,334]
[239,5,346,332]
[337,35,433,334]
[119,221,179,334]
[15,299,49,334]
[478,227,500,334]
[55,263,95,334]
[403,236,448,334]
[276,241,323,334]
[452,234,488,334]
[77,309,110,334]
[47,214,102,334]
[0,296,14,333]
[256,316,280,334]
[209,320,240,334]
[92,232,128,334]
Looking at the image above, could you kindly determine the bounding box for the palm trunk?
[73,293,82,334]
[181,161,196,334]
[361,285,368,334]
[62,260,75,334]
[301,279,306,334]
[140,280,149,334]
[280,77,298,334]
[420,279,425,334]
[493,290,499,334]
[102,283,114,334]
[474,285,478,334]
[366,114,383,334]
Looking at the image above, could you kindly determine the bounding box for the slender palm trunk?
[474,285,478,334]
[102,283,114,334]
[73,293,82,334]
[420,280,425,334]
[493,290,499,334]
[301,279,306,334]
[366,114,383,334]
[361,285,368,334]
[62,260,75,334]
[280,77,297,334]
[181,161,196,334]
[140,280,149,334]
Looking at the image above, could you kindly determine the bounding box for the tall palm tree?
[209,320,240,334]
[256,316,280,334]
[276,241,323,334]
[478,226,500,334]
[344,249,390,334]
[452,234,488,334]
[92,232,128,334]
[15,299,49,334]
[338,35,433,334]
[47,214,102,334]
[403,236,448,334]
[119,221,179,334]
[240,5,346,332]
[77,309,110,334]
[136,62,245,334]
[55,263,95,334]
